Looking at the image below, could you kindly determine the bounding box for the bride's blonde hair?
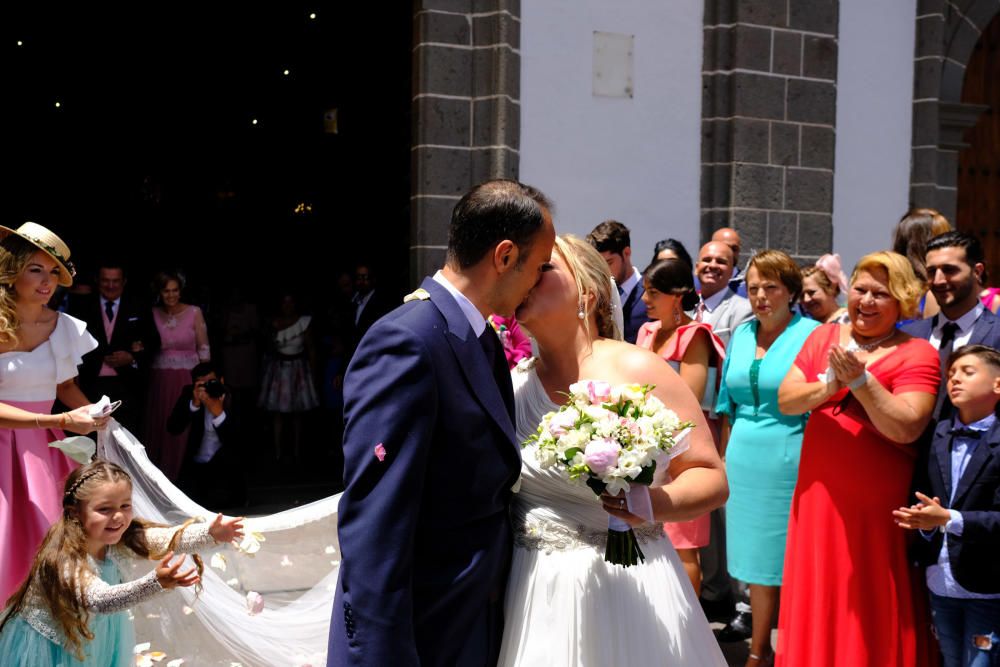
[553,234,617,339]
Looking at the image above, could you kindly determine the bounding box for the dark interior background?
[6,3,412,312]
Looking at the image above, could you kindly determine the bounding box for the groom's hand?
[600,491,647,527]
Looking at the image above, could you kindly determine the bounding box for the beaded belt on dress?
[513,516,665,553]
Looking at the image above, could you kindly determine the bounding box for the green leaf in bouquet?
[585,476,607,496]
[562,447,582,461]
[632,462,656,485]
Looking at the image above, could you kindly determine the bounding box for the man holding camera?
[168,361,246,509]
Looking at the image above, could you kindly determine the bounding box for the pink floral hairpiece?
[816,253,848,295]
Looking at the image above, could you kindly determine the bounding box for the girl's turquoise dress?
[0,523,214,666]
[715,313,818,585]
[0,554,136,666]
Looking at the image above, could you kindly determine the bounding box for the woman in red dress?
[636,258,726,596]
[777,251,939,666]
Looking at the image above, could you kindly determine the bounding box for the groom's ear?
[493,239,518,274]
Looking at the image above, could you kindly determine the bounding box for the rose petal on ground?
[246,590,265,616]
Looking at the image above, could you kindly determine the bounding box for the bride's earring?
[674,305,682,325]
[578,303,586,320]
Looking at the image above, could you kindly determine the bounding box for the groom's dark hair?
[447,179,553,269]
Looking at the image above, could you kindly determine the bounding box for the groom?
[328,180,556,666]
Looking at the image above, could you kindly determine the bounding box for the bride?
[499,234,729,665]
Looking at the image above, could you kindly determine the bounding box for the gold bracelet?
[65,411,76,425]
[59,413,67,429]
[34,414,41,428]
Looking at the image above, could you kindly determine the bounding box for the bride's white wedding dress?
[498,364,726,666]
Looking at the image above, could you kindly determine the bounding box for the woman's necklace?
[163,305,184,329]
[848,330,895,352]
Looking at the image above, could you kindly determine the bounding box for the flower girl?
[0,460,243,666]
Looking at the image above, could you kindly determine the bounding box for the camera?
[203,378,226,398]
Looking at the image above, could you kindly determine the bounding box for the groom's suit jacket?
[329,277,521,666]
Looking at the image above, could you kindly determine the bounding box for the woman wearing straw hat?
[0,222,109,604]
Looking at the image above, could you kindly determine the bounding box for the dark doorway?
[957,13,1000,277]
[8,4,413,503]
[8,3,412,303]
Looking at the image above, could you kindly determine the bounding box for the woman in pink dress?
[144,270,210,481]
[0,223,107,604]
[636,257,726,596]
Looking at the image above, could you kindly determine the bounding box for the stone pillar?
[701,0,839,264]
[410,0,521,287]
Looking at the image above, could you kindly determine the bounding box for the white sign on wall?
[593,31,634,98]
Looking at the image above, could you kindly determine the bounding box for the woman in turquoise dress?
[715,250,818,666]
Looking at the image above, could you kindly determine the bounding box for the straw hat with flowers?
[0,222,76,287]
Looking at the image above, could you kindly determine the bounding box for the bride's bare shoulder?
[598,339,673,383]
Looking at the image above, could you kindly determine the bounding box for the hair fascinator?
[816,253,848,295]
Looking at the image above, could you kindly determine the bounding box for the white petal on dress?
[499,365,726,666]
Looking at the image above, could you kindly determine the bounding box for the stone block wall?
[410,0,521,285]
[701,0,839,264]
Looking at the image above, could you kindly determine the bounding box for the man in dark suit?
[71,261,160,433]
[586,220,649,343]
[902,231,1000,420]
[348,262,394,359]
[328,180,556,666]
[167,361,245,509]
[896,344,1000,664]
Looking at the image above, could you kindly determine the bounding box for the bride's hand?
[600,491,647,527]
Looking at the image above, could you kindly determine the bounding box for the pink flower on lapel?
[374,443,387,462]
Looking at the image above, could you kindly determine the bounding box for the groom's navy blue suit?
[328,276,520,666]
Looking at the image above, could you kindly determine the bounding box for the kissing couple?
[328,180,729,666]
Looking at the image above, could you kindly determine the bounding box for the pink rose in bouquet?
[584,380,612,405]
[584,438,621,475]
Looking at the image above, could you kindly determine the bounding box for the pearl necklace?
[848,330,895,352]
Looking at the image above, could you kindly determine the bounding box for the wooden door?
[957,14,1000,278]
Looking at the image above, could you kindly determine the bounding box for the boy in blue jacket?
[896,344,1000,667]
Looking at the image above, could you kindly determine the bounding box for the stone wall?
[701,0,839,263]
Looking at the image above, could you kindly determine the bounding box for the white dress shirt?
[619,266,642,304]
[432,271,487,337]
[929,303,984,351]
[190,401,227,463]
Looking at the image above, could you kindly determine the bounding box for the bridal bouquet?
[525,380,693,566]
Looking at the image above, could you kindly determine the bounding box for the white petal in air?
[210,553,228,571]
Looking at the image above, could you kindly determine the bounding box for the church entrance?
[957,13,1000,277]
